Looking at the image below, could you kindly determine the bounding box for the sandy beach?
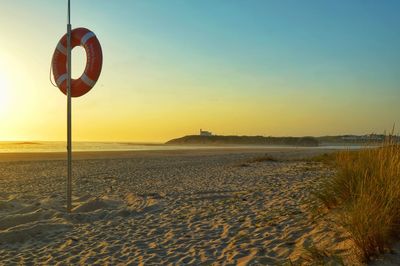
[0,148,360,265]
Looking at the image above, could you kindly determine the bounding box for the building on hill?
[200,129,212,136]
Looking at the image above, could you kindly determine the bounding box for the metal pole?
[66,0,72,212]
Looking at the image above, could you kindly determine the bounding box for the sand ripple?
[0,150,359,264]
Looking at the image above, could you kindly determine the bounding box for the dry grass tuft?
[315,140,400,260]
[298,245,345,265]
[308,152,337,165]
[247,154,279,163]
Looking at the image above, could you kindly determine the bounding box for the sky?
[0,0,399,142]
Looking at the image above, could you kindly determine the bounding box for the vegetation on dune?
[247,154,279,163]
[308,152,337,164]
[314,139,400,261]
[166,135,319,146]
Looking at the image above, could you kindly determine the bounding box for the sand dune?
[0,149,363,264]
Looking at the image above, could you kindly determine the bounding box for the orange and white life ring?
[52,27,102,97]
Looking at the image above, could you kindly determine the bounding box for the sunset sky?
[0,0,399,142]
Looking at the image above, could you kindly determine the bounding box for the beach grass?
[315,139,400,260]
[247,154,279,163]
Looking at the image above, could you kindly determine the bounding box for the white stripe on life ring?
[81,32,96,46]
[57,43,67,55]
[81,73,96,87]
[56,73,68,87]
[56,73,96,88]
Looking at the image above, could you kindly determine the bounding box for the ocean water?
[0,141,368,153]
[0,141,176,153]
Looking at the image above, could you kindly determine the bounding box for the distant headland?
[166,135,319,146]
[165,129,397,147]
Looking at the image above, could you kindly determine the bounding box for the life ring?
[52,27,102,97]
